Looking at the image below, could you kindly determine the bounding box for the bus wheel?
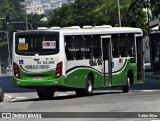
[122,77,130,93]
[75,76,93,97]
[85,76,93,96]
[37,87,55,100]
[75,89,85,97]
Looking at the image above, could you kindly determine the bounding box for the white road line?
[16,97,27,99]
[4,94,14,99]
[57,94,69,96]
[141,90,155,92]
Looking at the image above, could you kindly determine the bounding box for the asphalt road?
[0,75,160,121]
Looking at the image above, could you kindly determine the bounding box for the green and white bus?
[12,26,144,100]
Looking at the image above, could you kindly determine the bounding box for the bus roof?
[15,26,143,36]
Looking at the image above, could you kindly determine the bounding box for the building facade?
[24,0,74,15]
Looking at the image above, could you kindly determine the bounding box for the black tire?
[37,87,55,100]
[122,77,130,93]
[85,76,93,96]
[75,89,85,97]
[76,75,93,97]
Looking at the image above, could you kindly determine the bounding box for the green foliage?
[27,14,47,29]
[48,0,109,27]
[150,0,159,19]
[49,0,160,36]
[0,41,7,47]
[2,67,6,74]
[48,0,147,34]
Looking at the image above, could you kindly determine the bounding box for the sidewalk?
[144,63,160,79]
[0,73,12,77]
[145,72,160,79]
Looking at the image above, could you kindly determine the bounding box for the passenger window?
[65,36,74,60]
[112,34,135,58]
[92,35,101,58]
[74,35,84,60]
[84,35,92,59]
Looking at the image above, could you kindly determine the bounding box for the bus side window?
[74,35,84,60]
[112,34,121,58]
[92,35,101,58]
[127,34,135,57]
[84,35,92,59]
[65,36,74,60]
[121,34,128,57]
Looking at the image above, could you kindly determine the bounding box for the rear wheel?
[76,75,93,96]
[85,76,93,96]
[37,87,55,100]
[122,77,130,93]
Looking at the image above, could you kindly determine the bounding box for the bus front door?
[101,36,112,86]
[136,36,144,82]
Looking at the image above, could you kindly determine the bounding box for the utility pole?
[147,0,150,36]
[26,14,28,30]
[131,0,136,27]
[0,31,11,68]
[158,0,160,30]
[0,58,1,74]
[117,0,121,27]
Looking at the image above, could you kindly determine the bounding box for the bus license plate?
[33,76,42,80]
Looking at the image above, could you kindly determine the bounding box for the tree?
[48,0,146,29]
[27,14,47,29]
[48,3,75,27]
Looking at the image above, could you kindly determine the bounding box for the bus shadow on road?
[12,91,123,103]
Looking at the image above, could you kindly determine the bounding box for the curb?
[0,87,4,102]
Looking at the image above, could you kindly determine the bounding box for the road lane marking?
[4,94,26,101]
[57,94,69,96]
[141,90,155,92]
[16,97,27,99]
[4,94,14,99]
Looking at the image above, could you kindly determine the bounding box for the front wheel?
[122,77,130,93]
[37,87,55,100]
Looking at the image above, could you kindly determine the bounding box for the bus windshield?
[15,32,59,55]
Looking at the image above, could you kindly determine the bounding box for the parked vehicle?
[7,65,12,74]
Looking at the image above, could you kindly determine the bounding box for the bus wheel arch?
[75,72,94,97]
[122,69,133,93]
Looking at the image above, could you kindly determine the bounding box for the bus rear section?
[12,31,65,99]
